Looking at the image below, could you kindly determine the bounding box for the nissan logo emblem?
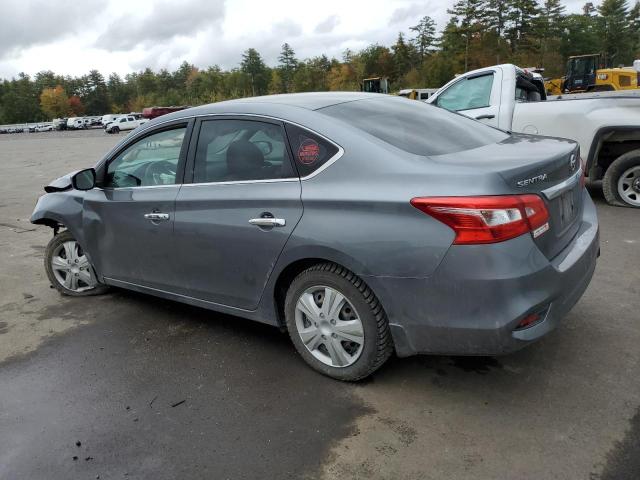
[569,155,577,171]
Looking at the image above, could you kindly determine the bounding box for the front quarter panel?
[31,191,91,259]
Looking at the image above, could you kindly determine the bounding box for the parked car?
[428,64,640,208]
[31,93,599,381]
[53,118,67,131]
[104,115,147,133]
[67,117,87,130]
[35,124,54,132]
[101,114,121,126]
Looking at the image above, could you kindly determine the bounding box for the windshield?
[569,57,597,77]
[319,97,508,156]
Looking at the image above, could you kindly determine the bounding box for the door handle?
[249,217,286,227]
[144,212,170,221]
[475,114,495,120]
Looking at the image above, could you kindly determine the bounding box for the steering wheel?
[143,160,176,185]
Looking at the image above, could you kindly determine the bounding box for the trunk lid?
[432,134,583,259]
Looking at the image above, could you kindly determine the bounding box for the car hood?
[43,171,77,193]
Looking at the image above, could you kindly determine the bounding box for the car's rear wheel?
[284,262,393,381]
[603,150,640,208]
[45,231,108,296]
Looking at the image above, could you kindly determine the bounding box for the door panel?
[82,123,192,291]
[172,116,302,310]
[83,186,179,290]
[173,181,302,310]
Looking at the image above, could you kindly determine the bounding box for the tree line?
[1,0,638,124]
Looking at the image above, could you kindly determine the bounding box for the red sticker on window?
[298,138,320,165]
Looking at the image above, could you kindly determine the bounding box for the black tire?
[284,262,393,381]
[44,230,109,297]
[113,126,120,134]
[602,149,640,208]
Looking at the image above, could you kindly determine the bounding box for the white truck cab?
[104,116,147,134]
[428,64,640,208]
[101,114,121,126]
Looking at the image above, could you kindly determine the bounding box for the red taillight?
[516,313,541,329]
[410,195,550,245]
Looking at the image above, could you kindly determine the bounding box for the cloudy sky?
[0,0,588,79]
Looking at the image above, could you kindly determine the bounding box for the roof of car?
[140,92,394,130]
[208,92,379,110]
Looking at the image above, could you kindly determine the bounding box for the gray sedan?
[31,93,599,381]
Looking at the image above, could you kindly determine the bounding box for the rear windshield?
[319,97,508,156]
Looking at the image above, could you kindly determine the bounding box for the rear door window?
[192,119,295,183]
[284,124,339,177]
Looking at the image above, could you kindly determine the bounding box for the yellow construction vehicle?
[544,77,564,95]
[397,88,439,100]
[544,54,640,94]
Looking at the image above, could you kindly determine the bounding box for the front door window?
[105,127,186,188]
[436,74,494,111]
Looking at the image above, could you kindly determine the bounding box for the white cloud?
[0,0,593,79]
[314,15,340,34]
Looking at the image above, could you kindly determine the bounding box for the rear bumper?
[366,190,600,357]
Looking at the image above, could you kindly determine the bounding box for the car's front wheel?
[284,263,393,381]
[45,231,108,296]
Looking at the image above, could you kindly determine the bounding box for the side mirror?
[72,168,96,190]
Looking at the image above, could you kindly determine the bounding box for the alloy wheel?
[617,165,640,206]
[294,285,364,368]
[50,240,97,292]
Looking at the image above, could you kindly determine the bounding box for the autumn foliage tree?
[39,85,69,119]
[68,95,85,116]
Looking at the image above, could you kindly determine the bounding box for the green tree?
[561,13,600,60]
[391,33,413,80]
[598,0,631,66]
[358,44,394,78]
[278,43,298,93]
[241,48,270,96]
[107,73,132,112]
[629,1,640,56]
[410,16,437,65]
[82,70,110,115]
[536,0,566,67]
[448,0,485,71]
[506,0,542,55]
[1,73,41,122]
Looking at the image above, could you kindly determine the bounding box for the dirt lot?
[0,130,638,480]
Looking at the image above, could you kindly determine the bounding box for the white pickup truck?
[427,64,640,208]
[104,115,147,134]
